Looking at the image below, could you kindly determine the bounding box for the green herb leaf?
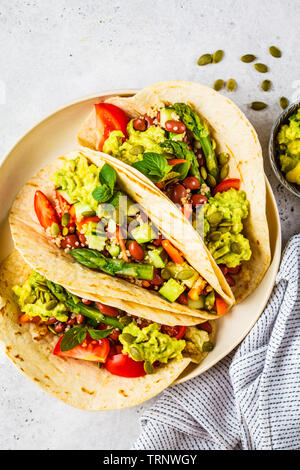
[99,164,117,194]
[132,153,170,182]
[60,326,87,352]
[88,328,114,339]
[92,184,112,202]
[160,140,201,182]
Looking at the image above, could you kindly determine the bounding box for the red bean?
[81,299,92,305]
[133,118,147,131]
[227,265,241,275]
[150,269,164,286]
[219,264,228,276]
[61,234,80,250]
[45,317,56,325]
[66,317,76,326]
[172,184,186,204]
[153,233,163,246]
[109,328,120,342]
[197,321,212,334]
[144,114,154,127]
[165,120,186,134]
[76,314,85,324]
[78,232,87,246]
[191,194,208,206]
[183,176,200,190]
[225,275,236,287]
[128,241,145,261]
[177,292,188,305]
[54,322,65,333]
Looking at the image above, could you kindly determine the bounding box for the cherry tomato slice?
[105,353,146,378]
[53,335,110,362]
[34,190,59,230]
[97,302,119,317]
[76,216,100,232]
[94,103,129,151]
[212,178,241,196]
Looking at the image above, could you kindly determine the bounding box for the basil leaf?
[132,153,170,183]
[60,326,87,352]
[99,164,117,194]
[88,328,113,339]
[160,140,201,181]
[92,184,112,202]
[172,161,191,180]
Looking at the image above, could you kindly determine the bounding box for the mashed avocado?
[204,188,251,268]
[103,120,166,165]
[13,272,69,322]
[277,109,300,185]
[183,326,211,363]
[119,321,185,365]
[52,156,100,212]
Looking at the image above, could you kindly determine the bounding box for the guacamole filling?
[277,108,300,185]
[35,155,221,313]
[101,102,252,281]
[13,274,214,374]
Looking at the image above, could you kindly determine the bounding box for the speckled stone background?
[0,0,299,450]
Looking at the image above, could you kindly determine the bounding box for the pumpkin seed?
[202,341,214,352]
[206,174,217,187]
[130,144,144,155]
[250,101,268,111]
[176,270,194,280]
[200,166,207,180]
[280,96,289,110]
[212,50,224,64]
[269,46,281,58]
[220,163,229,180]
[208,231,221,241]
[62,227,69,236]
[254,63,268,73]
[130,346,143,362]
[207,211,223,225]
[261,80,271,91]
[144,361,155,374]
[213,79,225,91]
[81,210,96,217]
[218,152,229,165]
[121,333,136,344]
[226,78,237,92]
[46,300,58,311]
[50,222,60,237]
[241,54,256,63]
[197,53,212,66]
[61,212,70,227]
[231,242,242,254]
[161,268,171,280]
[119,315,132,327]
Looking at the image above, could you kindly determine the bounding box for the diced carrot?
[19,313,32,323]
[161,240,184,265]
[216,298,227,316]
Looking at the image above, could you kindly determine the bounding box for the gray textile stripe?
[133,235,300,450]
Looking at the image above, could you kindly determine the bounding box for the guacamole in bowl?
[269,101,300,197]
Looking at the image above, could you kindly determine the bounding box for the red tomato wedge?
[97,302,119,317]
[94,103,129,151]
[212,178,241,196]
[76,216,100,231]
[53,335,110,362]
[34,190,59,230]
[105,353,146,378]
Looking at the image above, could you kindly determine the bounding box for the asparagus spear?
[173,103,219,182]
[71,248,154,280]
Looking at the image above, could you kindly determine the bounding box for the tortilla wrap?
[78,80,270,302]
[9,149,234,322]
[0,250,196,410]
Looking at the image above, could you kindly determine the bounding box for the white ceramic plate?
[0,90,281,386]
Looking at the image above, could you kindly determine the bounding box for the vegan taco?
[0,251,215,410]
[9,149,234,322]
[77,81,271,302]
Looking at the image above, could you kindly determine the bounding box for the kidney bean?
[219,264,228,276]
[54,322,65,333]
[172,183,186,204]
[81,299,92,305]
[150,269,164,286]
[133,118,147,131]
[61,234,80,250]
[165,120,186,134]
[183,176,200,190]
[177,292,188,305]
[76,314,85,324]
[225,275,236,287]
[128,241,145,261]
[45,317,56,325]
[144,114,154,127]
[78,232,87,246]
[109,328,120,342]
[197,321,212,334]
[153,233,163,246]
[227,265,241,275]
[66,317,76,326]
[191,194,208,206]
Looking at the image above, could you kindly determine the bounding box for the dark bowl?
[268,100,300,197]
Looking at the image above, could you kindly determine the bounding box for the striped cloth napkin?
[133,235,300,450]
